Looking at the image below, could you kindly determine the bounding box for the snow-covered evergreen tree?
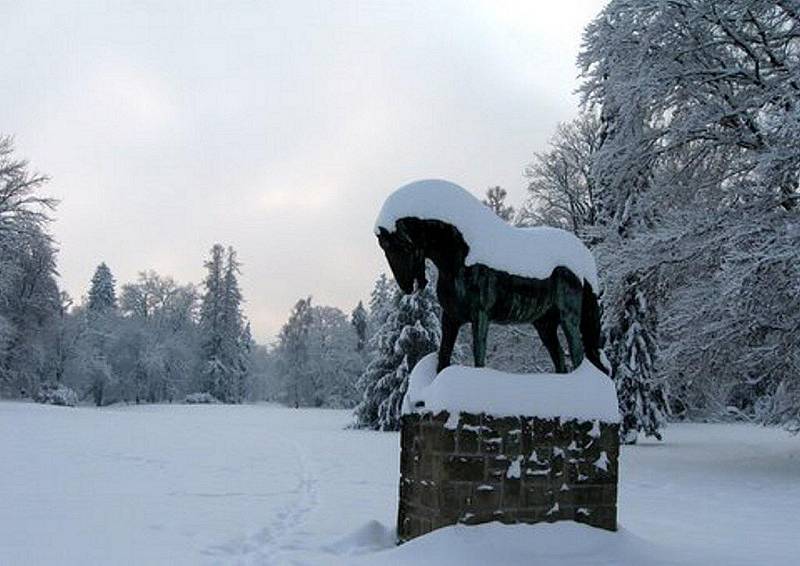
[199,245,250,403]
[87,263,117,314]
[221,248,249,402]
[607,273,668,443]
[351,301,368,352]
[354,272,440,431]
[366,273,396,341]
[353,275,398,424]
[79,263,120,405]
[237,323,254,402]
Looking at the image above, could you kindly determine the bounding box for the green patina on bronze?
[377,217,606,374]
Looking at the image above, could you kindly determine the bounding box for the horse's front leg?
[438,311,461,373]
[472,311,489,367]
[534,309,567,373]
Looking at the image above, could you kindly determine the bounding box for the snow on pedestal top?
[402,353,620,423]
[375,179,599,289]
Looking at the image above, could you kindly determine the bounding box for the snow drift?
[402,353,620,423]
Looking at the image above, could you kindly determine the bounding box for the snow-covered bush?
[183,392,220,404]
[34,382,78,407]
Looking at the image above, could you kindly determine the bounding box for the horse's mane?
[375,179,598,289]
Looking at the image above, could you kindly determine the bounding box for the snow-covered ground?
[1,402,798,565]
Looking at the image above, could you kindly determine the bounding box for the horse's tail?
[581,282,608,374]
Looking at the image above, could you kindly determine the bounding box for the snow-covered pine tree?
[351,301,368,352]
[354,271,440,431]
[608,272,668,443]
[354,275,399,426]
[87,263,117,314]
[81,262,119,405]
[237,323,254,402]
[221,247,249,403]
[366,273,396,343]
[199,244,225,399]
[199,244,249,403]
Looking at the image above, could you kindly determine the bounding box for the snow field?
[1,402,798,565]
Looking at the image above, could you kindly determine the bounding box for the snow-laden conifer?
[199,245,250,403]
[355,271,440,431]
[87,263,117,314]
[351,301,368,352]
[606,273,668,443]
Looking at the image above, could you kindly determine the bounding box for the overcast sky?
[2,1,605,342]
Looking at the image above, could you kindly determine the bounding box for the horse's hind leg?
[560,301,585,370]
[534,310,567,373]
[472,311,489,368]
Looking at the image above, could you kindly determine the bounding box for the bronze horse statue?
[375,180,606,375]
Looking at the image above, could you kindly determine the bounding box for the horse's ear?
[377,227,392,248]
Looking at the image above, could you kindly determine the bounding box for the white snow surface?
[2,401,799,565]
[375,179,599,289]
[402,353,620,422]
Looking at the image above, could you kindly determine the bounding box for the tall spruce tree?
[239,323,254,400]
[354,271,440,431]
[87,263,117,314]
[199,244,249,403]
[83,262,118,405]
[351,301,368,352]
[366,273,396,344]
[200,244,224,398]
[607,272,668,442]
[221,247,249,402]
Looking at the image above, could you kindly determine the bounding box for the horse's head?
[377,226,427,294]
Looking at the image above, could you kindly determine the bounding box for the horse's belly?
[491,292,549,322]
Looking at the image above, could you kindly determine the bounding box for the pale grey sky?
[1,1,605,341]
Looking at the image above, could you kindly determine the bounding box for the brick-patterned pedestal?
[397,411,619,543]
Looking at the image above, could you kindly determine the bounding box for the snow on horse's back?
[375,179,598,290]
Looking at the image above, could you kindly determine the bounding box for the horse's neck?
[413,220,467,276]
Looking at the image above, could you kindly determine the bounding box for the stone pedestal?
[397,411,619,543]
